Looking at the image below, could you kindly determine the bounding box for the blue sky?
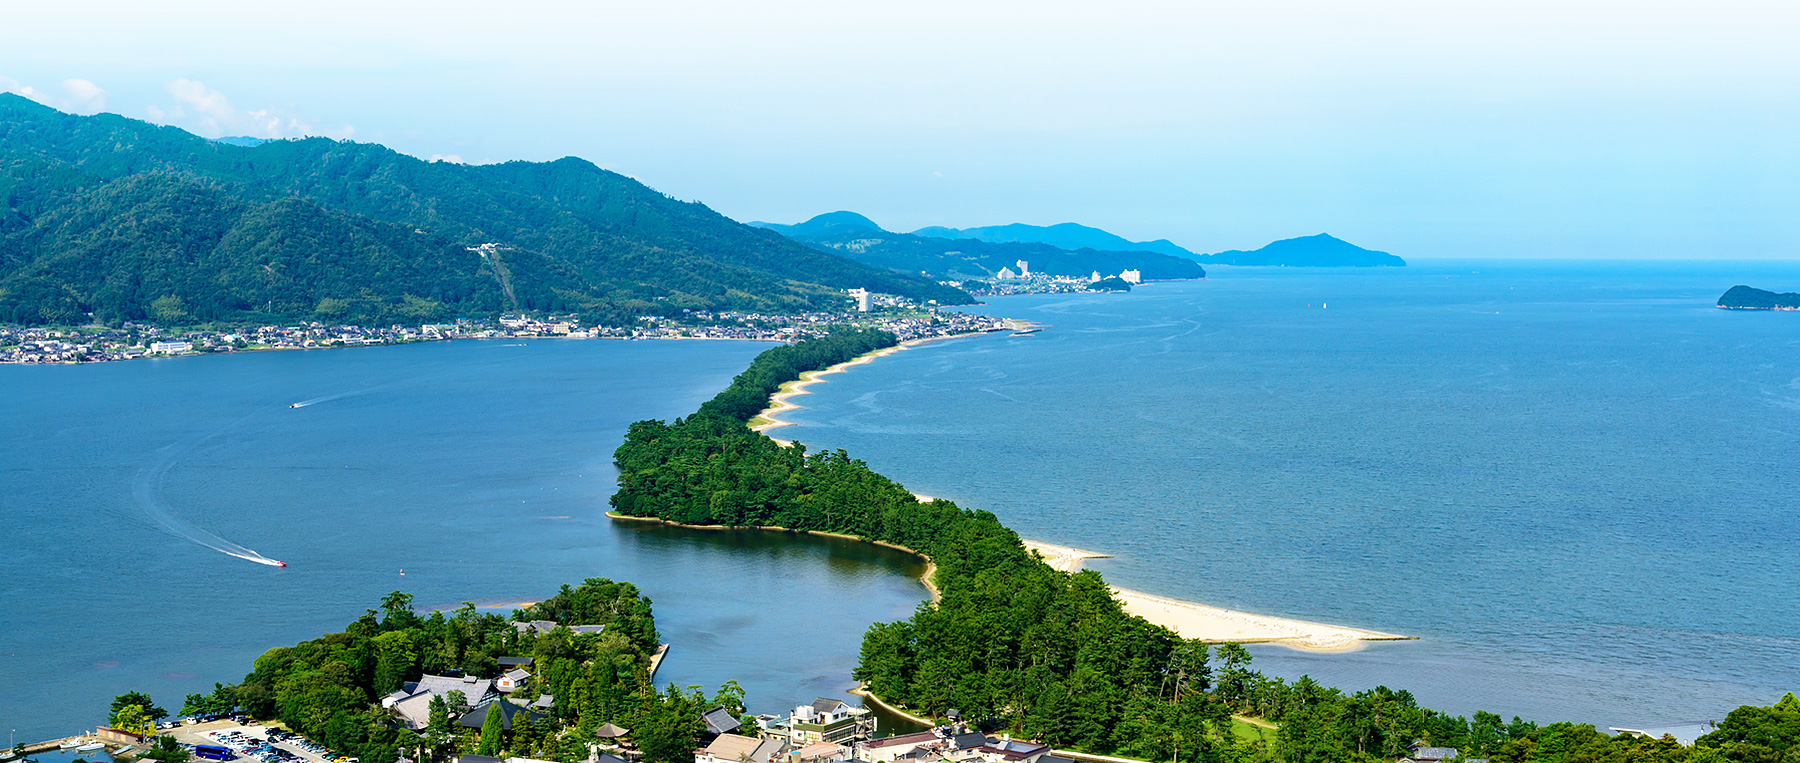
[3,0,1796,259]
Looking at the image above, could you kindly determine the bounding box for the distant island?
[1197,233,1405,267]
[1718,285,1800,310]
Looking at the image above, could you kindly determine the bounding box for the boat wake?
[133,423,285,567]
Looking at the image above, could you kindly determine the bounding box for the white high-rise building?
[997,267,1017,280]
[1089,270,1102,283]
[1119,269,1142,284]
[1015,259,1031,277]
[847,288,871,312]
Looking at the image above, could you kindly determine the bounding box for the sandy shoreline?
[1021,539,1409,651]
[749,331,1001,445]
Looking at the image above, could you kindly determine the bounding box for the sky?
[3,0,1797,259]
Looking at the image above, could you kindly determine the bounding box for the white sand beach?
[1023,540,1411,652]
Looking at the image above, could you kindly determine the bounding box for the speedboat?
[76,743,105,752]
[275,561,287,567]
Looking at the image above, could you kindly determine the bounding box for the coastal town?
[0,291,1016,365]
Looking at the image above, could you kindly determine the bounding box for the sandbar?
[1024,539,1410,652]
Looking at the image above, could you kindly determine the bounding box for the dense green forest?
[125,579,746,763]
[752,212,1205,282]
[0,95,968,326]
[611,332,1800,763]
[1717,285,1800,310]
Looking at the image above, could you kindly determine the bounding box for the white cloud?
[2,75,105,113]
[60,79,106,113]
[146,78,354,140]
[1,76,49,103]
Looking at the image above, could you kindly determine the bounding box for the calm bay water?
[778,260,1800,728]
[0,339,928,742]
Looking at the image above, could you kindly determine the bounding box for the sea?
[775,259,1800,730]
[0,339,928,744]
[4,260,1797,744]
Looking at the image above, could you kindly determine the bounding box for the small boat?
[59,741,84,750]
[76,743,105,752]
[275,561,287,567]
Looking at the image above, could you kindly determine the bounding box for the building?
[790,743,852,763]
[704,706,744,737]
[496,667,530,693]
[696,734,788,763]
[848,289,872,312]
[383,674,497,729]
[457,699,545,731]
[785,698,875,746]
[1399,742,1462,763]
[148,341,193,354]
[996,267,1017,280]
[1014,260,1031,277]
[1118,269,1142,284]
[1089,271,1101,283]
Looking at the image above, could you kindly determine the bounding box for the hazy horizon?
[4,0,1797,260]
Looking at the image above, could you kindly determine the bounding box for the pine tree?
[478,703,504,756]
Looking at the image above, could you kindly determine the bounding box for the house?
[530,695,555,710]
[497,668,530,693]
[455,756,501,763]
[856,731,943,763]
[514,620,560,636]
[1400,742,1460,763]
[570,624,606,635]
[497,656,535,670]
[790,743,852,763]
[970,738,1049,763]
[385,674,497,729]
[854,728,1006,763]
[696,734,788,763]
[786,698,875,746]
[703,706,743,736]
[458,699,545,731]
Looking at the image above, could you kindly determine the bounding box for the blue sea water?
[777,260,1800,728]
[0,339,929,743]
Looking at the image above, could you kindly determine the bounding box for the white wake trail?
[133,424,285,567]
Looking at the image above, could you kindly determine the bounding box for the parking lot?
[167,722,349,763]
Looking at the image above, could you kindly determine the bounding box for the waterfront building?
[997,267,1017,280]
[784,698,874,746]
[848,289,872,312]
[1015,260,1030,277]
[1119,269,1142,284]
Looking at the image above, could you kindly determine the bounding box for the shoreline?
[610,513,1408,652]
[748,330,1007,443]
[606,512,940,601]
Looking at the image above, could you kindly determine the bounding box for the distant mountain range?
[749,212,1205,282]
[1717,285,1800,310]
[1196,233,1404,267]
[755,213,1404,275]
[911,221,1196,260]
[0,95,965,326]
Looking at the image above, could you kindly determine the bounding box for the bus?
[194,745,234,761]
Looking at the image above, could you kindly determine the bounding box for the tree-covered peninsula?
[1717,285,1800,310]
[0,95,968,327]
[610,331,1800,763]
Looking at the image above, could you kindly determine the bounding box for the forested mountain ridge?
[752,211,1205,281]
[1198,233,1404,267]
[912,220,1196,259]
[0,95,968,325]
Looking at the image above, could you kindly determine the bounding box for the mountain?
[748,210,884,238]
[757,212,1205,282]
[912,221,1195,259]
[0,95,967,326]
[1717,285,1800,310]
[1198,233,1404,267]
